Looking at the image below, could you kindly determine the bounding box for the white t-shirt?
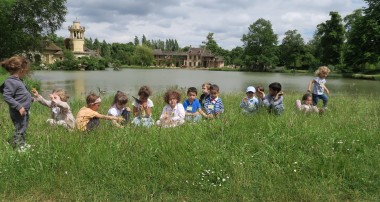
[313,77,326,95]
[133,98,154,118]
[108,104,122,116]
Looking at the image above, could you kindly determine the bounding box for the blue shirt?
[240,96,259,113]
[183,98,201,113]
[204,96,224,115]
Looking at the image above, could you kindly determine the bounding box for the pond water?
[32,68,379,97]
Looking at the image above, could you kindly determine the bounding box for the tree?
[241,18,278,71]
[229,46,244,67]
[317,11,345,66]
[133,45,154,66]
[279,30,305,68]
[134,36,139,46]
[0,0,67,58]
[93,38,101,52]
[100,40,111,59]
[204,33,223,56]
[142,35,147,46]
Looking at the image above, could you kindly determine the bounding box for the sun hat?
[246,86,256,93]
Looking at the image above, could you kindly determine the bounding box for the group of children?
[1,55,330,151]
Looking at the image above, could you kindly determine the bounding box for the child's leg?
[193,114,202,122]
[274,105,284,115]
[86,118,100,131]
[320,94,328,108]
[10,109,28,148]
[312,94,319,106]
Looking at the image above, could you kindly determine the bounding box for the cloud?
[56,0,367,50]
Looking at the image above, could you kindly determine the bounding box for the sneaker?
[17,144,33,153]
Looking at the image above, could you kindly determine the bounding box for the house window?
[189,62,192,66]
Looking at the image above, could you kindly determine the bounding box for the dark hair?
[256,85,264,92]
[268,82,281,92]
[86,93,100,105]
[187,87,198,95]
[113,91,128,105]
[138,85,152,98]
[210,84,220,92]
[202,82,212,90]
[1,55,30,74]
[164,90,181,104]
[302,93,312,102]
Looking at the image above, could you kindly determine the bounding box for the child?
[183,87,206,122]
[108,91,131,127]
[1,56,33,151]
[261,82,284,115]
[199,82,211,107]
[240,86,259,114]
[157,90,186,128]
[295,93,321,113]
[75,93,123,131]
[307,66,330,109]
[203,84,224,118]
[131,85,154,127]
[32,88,75,129]
[256,85,265,109]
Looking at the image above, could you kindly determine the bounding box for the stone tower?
[68,20,85,52]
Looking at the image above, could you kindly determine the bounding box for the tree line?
[0,0,379,73]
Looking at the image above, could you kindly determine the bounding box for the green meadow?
[0,91,379,201]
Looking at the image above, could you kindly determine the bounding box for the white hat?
[246,86,256,93]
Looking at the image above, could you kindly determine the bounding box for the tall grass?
[0,92,379,201]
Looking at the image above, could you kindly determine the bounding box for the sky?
[56,0,367,50]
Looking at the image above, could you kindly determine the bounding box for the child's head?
[137,85,152,102]
[51,88,69,102]
[256,85,264,93]
[246,86,256,98]
[1,55,30,76]
[201,82,211,94]
[268,82,282,96]
[315,66,330,78]
[187,87,198,102]
[302,93,313,105]
[86,93,101,111]
[113,91,128,109]
[164,90,181,108]
[210,84,220,99]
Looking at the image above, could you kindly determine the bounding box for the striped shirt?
[204,96,224,115]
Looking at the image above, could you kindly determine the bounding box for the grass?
[0,92,379,201]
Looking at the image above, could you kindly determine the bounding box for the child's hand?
[125,107,131,112]
[116,117,124,123]
[278,92,284,96]
[19,107,26,116]
[207,114,214,119]
[31,88,39,97]
[243,97,248,103]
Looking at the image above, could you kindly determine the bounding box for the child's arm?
[295,100,302,110]
[322,84,330,95]
[32,89,53,107]
[240,98,248,108]
[307,80,315,92]
[197,108,207,117]
[95,113,123,122]
[273,94,283,106]
[133,106,139,116]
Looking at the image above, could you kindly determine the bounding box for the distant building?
[153,47,224,68]
[66,20,98,58]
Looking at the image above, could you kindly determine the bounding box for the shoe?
[17,144,33,153]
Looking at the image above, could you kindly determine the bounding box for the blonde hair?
[202,82,211,90]
[112,91,128,106]
[1,55,30,74]
[315,66,331,76]
[52,88,69,102]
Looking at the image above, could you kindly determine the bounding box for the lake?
[32,68,379,97]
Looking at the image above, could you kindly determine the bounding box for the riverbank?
[0,92,379,201]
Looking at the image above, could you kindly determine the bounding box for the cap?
[246,86,256,93]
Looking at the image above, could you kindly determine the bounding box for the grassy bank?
[0,92,379,201]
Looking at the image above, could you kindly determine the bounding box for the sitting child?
[108,91,131,127]
[203,84,224,119]
[131,85,154,127]
[32,88,75,129]
[259,82,284,115]
[296,93,321,114]
[183,87,206,122]
[76,93,123,131]
[240,86,259,114]
[157,90,186,128]
[199,82,211,107]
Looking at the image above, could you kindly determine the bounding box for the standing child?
[183,87,206,122]
[108,91,131,127]
[157,90,186,128]
[199,82,211,107]
[32,88,75,129]
[260,82,284,115]
[131,85,154,127]
[203,84,224,119]
[1,56,32,151]
[295,93,321,114]
[307,66,330,109]
[240,86,259,114]
[75,93,123,131]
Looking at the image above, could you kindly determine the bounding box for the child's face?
[49,93,61,101]
[90,102,101,111]
[168,96,178,108]
[210,89,219,99]
[139,96,148,103]
[269,88,278,96]
[116,103,126,110]
[187,92,197,102]
[202,86,210,94]
[304,97,313,105]
[246,92,255,98]
[319,71,329,78]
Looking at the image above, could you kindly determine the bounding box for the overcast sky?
[56,0,367,50]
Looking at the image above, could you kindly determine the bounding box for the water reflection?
[32,68,379,97]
